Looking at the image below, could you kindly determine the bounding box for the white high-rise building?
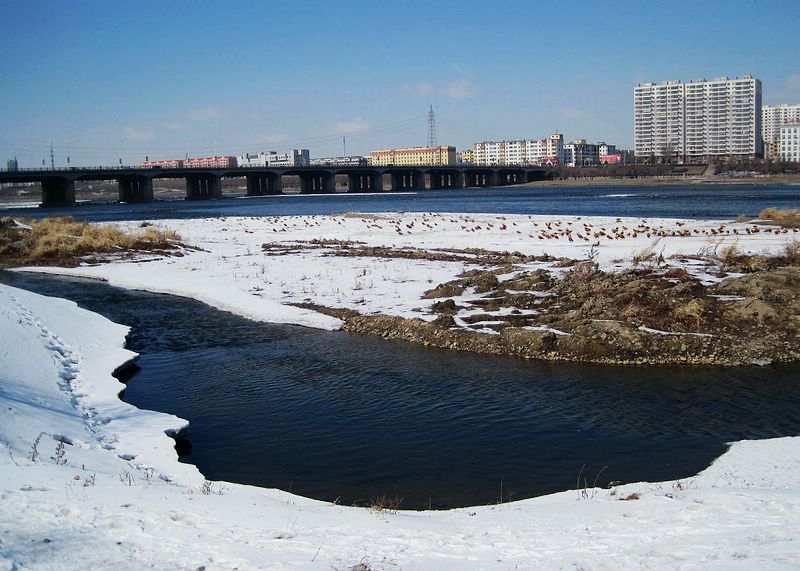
[780,124,800,163]
[634,75,762,162]
[762,104,800,159]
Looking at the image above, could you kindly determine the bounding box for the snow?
[2,213,800,569]
[15,212,797,336]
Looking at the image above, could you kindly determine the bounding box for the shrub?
[759,208,800,228]
[0,216,182,267]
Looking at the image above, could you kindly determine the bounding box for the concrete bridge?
[0,165,550,207]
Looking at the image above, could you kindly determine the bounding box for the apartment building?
[634,75,762,162]
[780,124,800,162]
[309,156,368,167]
[183,156,238,168]
[237,149,309,167]
[763,104,800,159]
[563,139,600,167]
[371,146,456,166]
[472,134,564,166]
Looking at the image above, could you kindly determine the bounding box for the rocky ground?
[295,241,800,366]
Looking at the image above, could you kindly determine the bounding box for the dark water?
[2,183,799,222]
[4,271,800,509]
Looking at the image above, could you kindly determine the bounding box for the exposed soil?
[340,263,800,366]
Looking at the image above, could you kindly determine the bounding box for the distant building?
[138,159,184,168]
[563,139,599,167]
[309,156,369,167]
[600,153,624,165]
[634,75,762,162]
[472,134,564,166]
[183,156,237,168]
[237,149,309,168]
[371,146,456,166]
[780,123,800,162]
[458,149,474,164]
[763,104,800,159]
[6,157,18,171]
[598,142,617,158]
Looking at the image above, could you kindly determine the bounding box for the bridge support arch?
[346,172,383,192]
[118,176,154,203]
[185,174,222,199]
[299,172,335,194]
[497,170,526,186]
[40,177,75,207]
[427,171,464,190]
[388,171,422,191]
[464,171,497,188]
[246,173,282,196]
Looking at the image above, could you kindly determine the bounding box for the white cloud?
[403,81,434,99]
[189,106,221,122]
[560,107,583,120]
[164,122,182,131]
[334,117,369,135]
[443,78,477,100]
[122,126,154,141]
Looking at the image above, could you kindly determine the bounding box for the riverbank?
[523,173,800,187]
[6,211,799,366]
[2,281,800,569]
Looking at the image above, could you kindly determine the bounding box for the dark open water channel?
[3,183,799,508]
[3,271,800,510]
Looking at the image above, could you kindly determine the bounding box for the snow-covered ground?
[2,282,800,570]
[17,212,798,331]
[2,212,800,569]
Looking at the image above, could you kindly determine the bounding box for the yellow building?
[371,146,456,166]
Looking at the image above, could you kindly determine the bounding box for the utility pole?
[427,105,437,148]
[50,143,55,169]
[342,135,346,157]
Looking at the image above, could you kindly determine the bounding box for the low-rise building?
[138,159,184,169]
[458,149,474,164]
[473,134,564,166]
[563,139,599,167]
[780,123,800,162]
[371,146,456,166]
[309,156,369,167]
[184,156,237,168]
[237,149,309,168]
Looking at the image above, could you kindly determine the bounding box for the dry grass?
[0,216,182,267]
[367,494,403,513]
[759,208,800,228]
[785,240,800,266]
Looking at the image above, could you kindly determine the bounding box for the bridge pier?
[464,171,498,187]
[347,172,382,192]
[185,174,222,199]
[428,171,464,190]
[498,171,525,185]
[389,172,421,191]
[246,173,282,195]
[40,177,75,207]
[118,176,154,203]
[299,172,335,194]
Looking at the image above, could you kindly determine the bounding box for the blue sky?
[1,0,798,167]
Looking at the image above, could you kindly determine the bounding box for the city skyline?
[1,0,799,167]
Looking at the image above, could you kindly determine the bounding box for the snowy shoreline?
[2,282,800,569]
[3,211,800,568]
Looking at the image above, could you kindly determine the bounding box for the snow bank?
[2,281,800,569]
[15,213,797,333]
